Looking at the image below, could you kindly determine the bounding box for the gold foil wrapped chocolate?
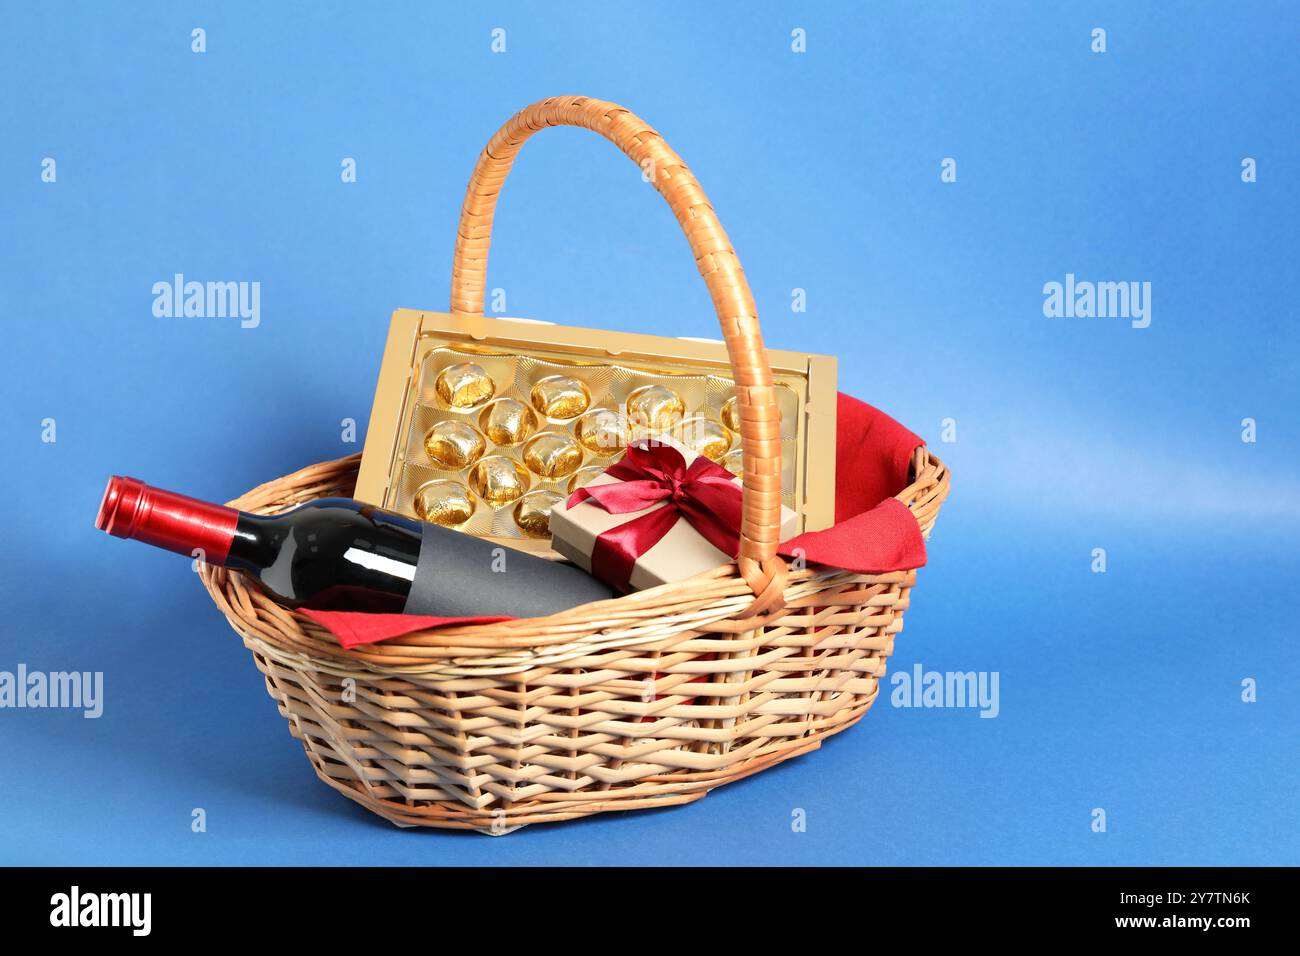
[423,420,486,469]
[435,363,496,409]
[478,398,538,446]
[467,456,530,505]
[679,416,731,462]
[626,384,685,434]
[412,479,477,526]
[720,395,742,433]
[513,490,564,538]
[573,408,627,457]
[522,432,584,479]
[530,374,591,420]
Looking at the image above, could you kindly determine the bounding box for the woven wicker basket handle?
[450,96,787,612]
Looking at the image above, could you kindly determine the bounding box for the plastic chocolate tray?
[356,311,837,555]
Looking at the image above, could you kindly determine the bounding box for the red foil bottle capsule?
[96,476,239,564]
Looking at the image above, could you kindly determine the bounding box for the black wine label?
[403,522,615,618]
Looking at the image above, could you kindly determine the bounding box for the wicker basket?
[199,96,950,833]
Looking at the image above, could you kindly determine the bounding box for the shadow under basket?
[197,95,951,833]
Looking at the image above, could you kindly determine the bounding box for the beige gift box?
[549,438,800,592]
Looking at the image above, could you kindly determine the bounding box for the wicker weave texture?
[200,448,947,832]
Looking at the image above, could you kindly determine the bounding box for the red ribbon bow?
[566,440,743,593]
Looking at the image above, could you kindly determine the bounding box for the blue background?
[1,1,1296,866]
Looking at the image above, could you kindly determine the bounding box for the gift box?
[548,435,800,593]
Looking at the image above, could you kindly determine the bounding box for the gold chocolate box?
[356,310,837,556]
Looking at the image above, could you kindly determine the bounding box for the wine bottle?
[94,476,614,616]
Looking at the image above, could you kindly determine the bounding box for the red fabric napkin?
[299,610,513,650]
[777,392,924,574]
[305,392,926,649]
[830,392,924,523]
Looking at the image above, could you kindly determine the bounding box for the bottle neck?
[95,476,240,565]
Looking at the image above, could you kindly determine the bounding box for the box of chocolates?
[355,310,837,555]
